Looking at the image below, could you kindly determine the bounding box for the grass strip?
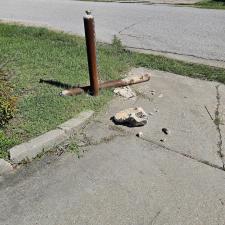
[194,0,225,9]
[0,23,225,158]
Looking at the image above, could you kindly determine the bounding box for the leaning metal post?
[83,11,99,96]
[59,12,151,96]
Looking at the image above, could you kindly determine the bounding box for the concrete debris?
[136,132,144,138]
[114,86,136,99]
[113,107,148,127]
[150,90,156,95]
[162,128,170,135]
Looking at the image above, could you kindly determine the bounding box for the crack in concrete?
[150,210,161,225]
[119,32,153,39]
[214,85,225,169]
[76,129,129,148]
[79,123,225,172]
[118,22,142,35]
[139,135,225,172]
[119,33,145,39]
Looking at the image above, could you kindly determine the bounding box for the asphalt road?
[1,68,225,225]
[0,0,225,66]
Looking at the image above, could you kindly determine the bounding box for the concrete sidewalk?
[1,69,225,225]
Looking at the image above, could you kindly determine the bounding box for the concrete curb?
[8,110,94,165]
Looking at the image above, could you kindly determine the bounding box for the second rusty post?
[83,11,99,96]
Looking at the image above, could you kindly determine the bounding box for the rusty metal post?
[61,74,151,96]
[83,11,99,96]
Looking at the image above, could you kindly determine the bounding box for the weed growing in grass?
[0,67,17,127]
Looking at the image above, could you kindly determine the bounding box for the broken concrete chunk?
[113,107,148,127]
[150,90,156,95]
[114,86,136,99]
[162,128,170,135]
[136,132,144,138]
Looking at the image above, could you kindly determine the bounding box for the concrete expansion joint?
[138,134,225,172]
[78,116,225,173]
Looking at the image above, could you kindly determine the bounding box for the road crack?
[118,22,141,34]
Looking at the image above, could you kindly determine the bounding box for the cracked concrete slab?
[88,68,225,169]
[1,135,225,225]
[1,68,225,224]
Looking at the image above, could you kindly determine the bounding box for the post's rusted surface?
[83,11,99,96]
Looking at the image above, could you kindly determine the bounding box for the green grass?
[194,0,225,9]
[1,23,225,159]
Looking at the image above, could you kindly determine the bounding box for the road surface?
[0,0,225,67]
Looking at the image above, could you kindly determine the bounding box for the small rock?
[114,86,136,99]
[158,94,163,98]
[136,132,143,138]
[150,90,156,95]
[154,108,159,113]
[162,128,170,135]
[160,138,166,142]
[113,107,148,127]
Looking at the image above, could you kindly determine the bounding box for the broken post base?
[61,73,150,96]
